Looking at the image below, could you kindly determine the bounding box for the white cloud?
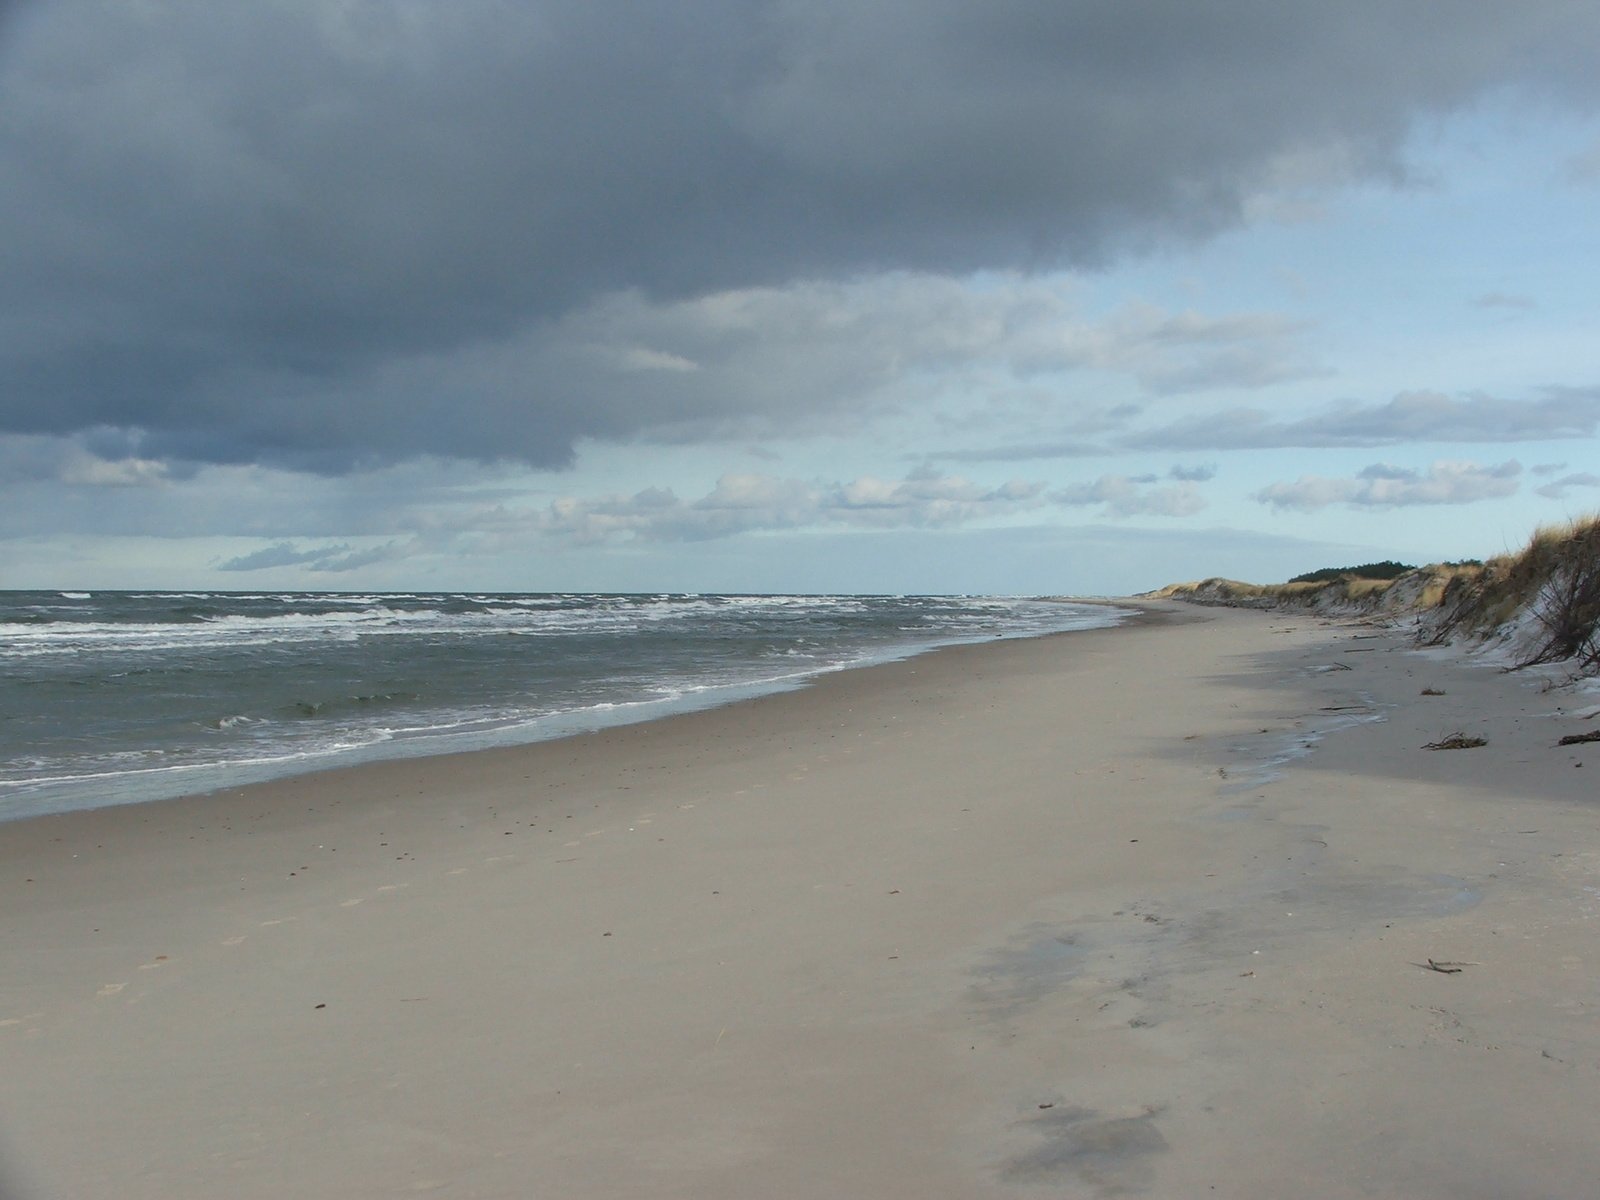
[4,271,1326,473]
[1566,138,1600,184]
[1052,475,1207,518]
[0,433,176,488]
[217,538,413,574]
[1534,471,1600,500]
[534,468,1047,545]
[1471,291,1536,311]
[218,542,353,571]
[539,277,1323,446]
[324,464,1208,563]
[1085,304,1326,394]
[612,347,701,373]
[924,441,1104,464]
[1129,389,1600,450]
[1255,460,1522,512]
[58,454,172,487]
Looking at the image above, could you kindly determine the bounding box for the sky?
[1,1,1598,596]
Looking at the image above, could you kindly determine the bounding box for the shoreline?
[3,601,1597,1197]
[0,606,1164,856]
[0,596,1134,825]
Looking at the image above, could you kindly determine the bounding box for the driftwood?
[1423,733,1487,750]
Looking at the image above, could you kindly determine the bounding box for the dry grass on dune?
[1153,514,1600,674]
[1147,573,1405,612]
[1460,515,1600,668]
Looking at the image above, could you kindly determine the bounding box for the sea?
[0,591,1128,822]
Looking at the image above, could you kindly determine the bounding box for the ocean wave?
[206,714,266,730]
[0,594,1129,820]
[1,602,1106,660]
[281,691,422,719]
[0,727,402,796]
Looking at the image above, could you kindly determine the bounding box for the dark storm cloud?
[3,1,1597,469]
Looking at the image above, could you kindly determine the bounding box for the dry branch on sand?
[1423,733,1488,751]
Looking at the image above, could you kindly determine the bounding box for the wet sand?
[2,602,1597,1198]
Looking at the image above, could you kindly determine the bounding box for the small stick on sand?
[1414,959,1478,974]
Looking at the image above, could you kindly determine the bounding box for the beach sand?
[2,602,1596,1198]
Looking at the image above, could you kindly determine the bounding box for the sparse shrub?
[1287,561,1416,585]
[1518,520,1600,670]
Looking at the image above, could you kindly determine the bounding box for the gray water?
[1,590,1126,820]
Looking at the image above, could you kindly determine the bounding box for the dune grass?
[1153,515,1600,675]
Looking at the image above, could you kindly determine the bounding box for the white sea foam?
[0,591,1130,820]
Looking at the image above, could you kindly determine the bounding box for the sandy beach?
[2,602,1597,1199]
